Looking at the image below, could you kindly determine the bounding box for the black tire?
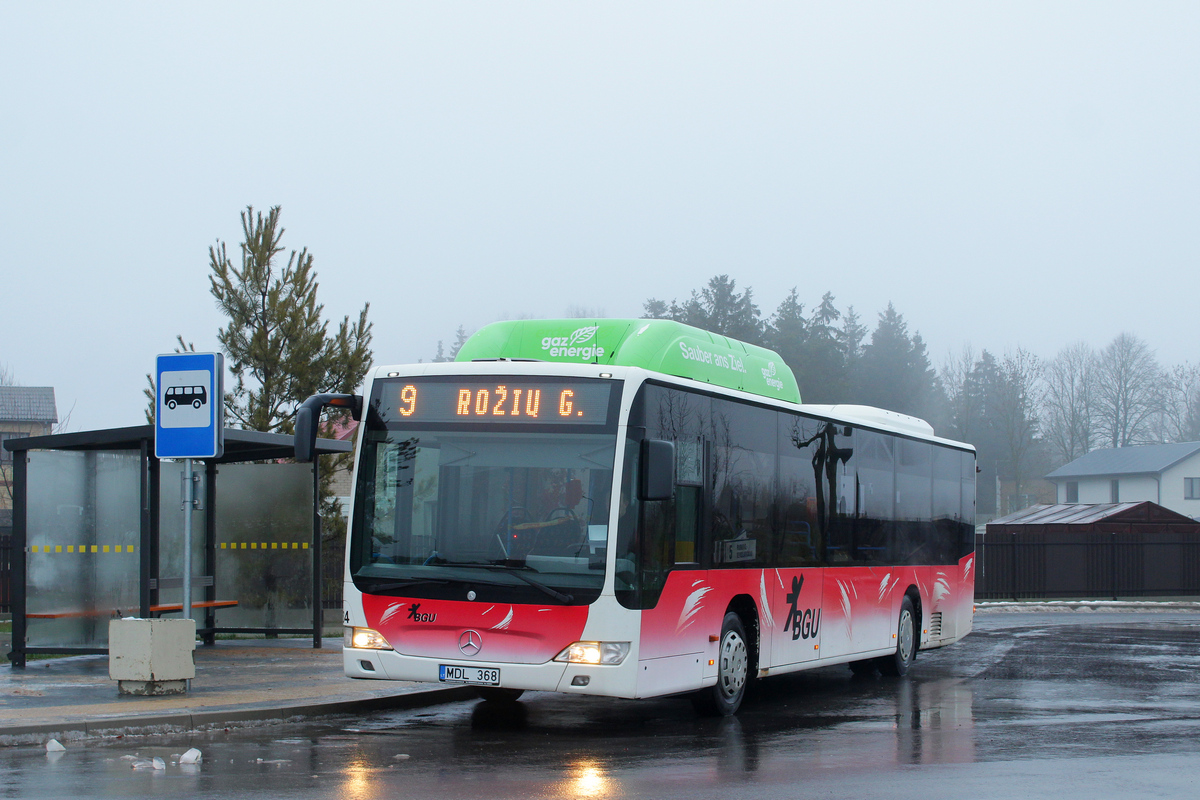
[877,595,917,677]
[849,658,878,677]
[477,687,525,703]
[167,399,177,410]
[692,611,750,716]
[193,399,202,409]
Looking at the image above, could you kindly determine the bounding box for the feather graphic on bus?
[677,581,713,633]
[491,606,514,630]
[933,573,951,604]
[837,580,854,639]
[380,602,405,625]
[759,571,774,628]
[877,573,894,603]
[963,557,974,580]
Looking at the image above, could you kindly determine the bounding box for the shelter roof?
[0,386,58,424]
[988,502,1197,527]
[1045,441,1200,480]
[1,425,350,463]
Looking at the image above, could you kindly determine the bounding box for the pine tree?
[767,288,807,381]
[855,303,936,418]
[643,299,670,319]
[801,292,846,404]
[448,325,471,360]
[647,275,765,345]
[209,206,373,435]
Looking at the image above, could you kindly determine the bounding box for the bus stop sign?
[155,352,225,459]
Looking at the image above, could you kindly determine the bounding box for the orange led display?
[398,385,417,416]
[382,379,610,425]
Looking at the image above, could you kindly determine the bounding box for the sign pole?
[182,457,193,625]
[155,352,224,685]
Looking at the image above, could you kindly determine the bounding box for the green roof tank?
[455,319,801,404]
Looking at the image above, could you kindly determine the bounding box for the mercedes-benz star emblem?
[458,630,482,656]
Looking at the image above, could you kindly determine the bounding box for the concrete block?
[109,618,196,695]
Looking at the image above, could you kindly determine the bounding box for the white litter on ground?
[180,748,202,764]
[45,739,66,752]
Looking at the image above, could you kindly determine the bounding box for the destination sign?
[374,378,614,426]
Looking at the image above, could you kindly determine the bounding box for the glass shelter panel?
[25,450,141,648]
[213,463,314,631]
[156,461,208,608]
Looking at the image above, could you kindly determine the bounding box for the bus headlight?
[554,642,630,665]
[345,626,393,650]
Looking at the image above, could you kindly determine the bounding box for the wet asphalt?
[2,611,1200,799]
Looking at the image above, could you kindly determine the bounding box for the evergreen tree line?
[436,275,1196,517]
[643,275,1200,515]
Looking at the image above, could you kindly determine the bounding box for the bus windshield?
[350,427,617,605]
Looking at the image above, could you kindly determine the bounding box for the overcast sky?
[3,3,1197,432]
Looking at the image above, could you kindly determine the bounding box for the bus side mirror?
[639,439,675,501]
[294,393,363,463]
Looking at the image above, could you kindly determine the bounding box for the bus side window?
[674,485,700,564]
[778,414,823,567]
[615,432,674,610]
[709,399,776,569]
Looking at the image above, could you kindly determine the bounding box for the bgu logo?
[407,603,437,623]
[784,575,821,641]
[541,325,605,360]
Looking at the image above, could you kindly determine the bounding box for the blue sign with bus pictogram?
[155,352,224,459]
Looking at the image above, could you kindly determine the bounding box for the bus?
[295,319,976,715]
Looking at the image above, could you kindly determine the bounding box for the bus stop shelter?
[4,425,350,667]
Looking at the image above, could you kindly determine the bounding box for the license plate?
[439,664,501,686]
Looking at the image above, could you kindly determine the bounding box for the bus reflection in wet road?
[4,613,1200,800]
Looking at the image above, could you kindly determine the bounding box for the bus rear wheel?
[877,595,917,677]
[692,611,749,716]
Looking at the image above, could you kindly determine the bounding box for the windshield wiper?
[356,577,451,592]
[423,560,574,604]
[486,565,574,604]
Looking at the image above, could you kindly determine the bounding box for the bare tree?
[1041,342,1099,465]
[1151,363,1200,443]
[1094,332,1164,448]
[0,362,15,386]
[940,345,980,442]
[565,305,606,319]
[990,348,1042,502]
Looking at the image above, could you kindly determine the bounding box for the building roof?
[988,502,1197,527]
[1045,441,1200,480]
[0,386,57,424]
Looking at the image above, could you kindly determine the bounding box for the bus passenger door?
[630,459,712,697]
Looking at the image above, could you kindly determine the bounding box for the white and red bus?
[296,319,976,715]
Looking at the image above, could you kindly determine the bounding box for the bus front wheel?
[692,611,749,716]
[877,595,916,677]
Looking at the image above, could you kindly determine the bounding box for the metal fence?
[975,528,1200,600]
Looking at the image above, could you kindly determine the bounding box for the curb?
[977,601,1200,613]
[0,685,478,747]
